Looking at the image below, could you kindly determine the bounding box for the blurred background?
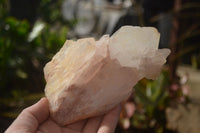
[0,0,200,132]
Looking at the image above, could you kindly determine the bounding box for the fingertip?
[97,104,121,133]
[39,97,48,102]
[39,97,49,106]
[26,97,50,124]
[82,115,103,133]
[109,104,122,116]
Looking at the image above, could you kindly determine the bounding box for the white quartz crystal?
[44,26,170,125]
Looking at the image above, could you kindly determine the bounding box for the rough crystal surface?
[44,26,170,125]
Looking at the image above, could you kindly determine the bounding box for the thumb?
[5,97,49,133]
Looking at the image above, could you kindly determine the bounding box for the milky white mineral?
[44,26,170,126]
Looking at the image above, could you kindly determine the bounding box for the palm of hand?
[37,112,118,133]
[6,98,121,133]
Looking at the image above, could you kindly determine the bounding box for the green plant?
[0,0,71,121]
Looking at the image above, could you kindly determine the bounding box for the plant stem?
[168,0,182,83]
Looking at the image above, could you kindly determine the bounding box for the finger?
[25,97,49,123]
[5,98,49,133]
[82,115,103,133]
[97,104,121,133]
[66,119,87,132]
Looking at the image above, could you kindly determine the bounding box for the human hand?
[5,98,121,133]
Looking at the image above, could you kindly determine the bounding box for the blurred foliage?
[38,0,77,27]
[119,70,190,133]
[38,0,64,23]
[172,2,200,69]
[0,0,71,120]
[149,2,200,69]
[133,72,176,132]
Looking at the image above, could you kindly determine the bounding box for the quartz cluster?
[44,26,170,125]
